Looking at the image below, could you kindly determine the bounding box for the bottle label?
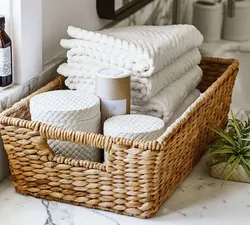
[0,47,11,77]
[101,99,127,121]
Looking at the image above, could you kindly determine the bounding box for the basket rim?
[0,57,239,151]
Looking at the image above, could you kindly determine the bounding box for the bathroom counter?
[200,39,250,57]
[0,158,250,225]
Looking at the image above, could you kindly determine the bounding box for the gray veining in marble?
[42,200,57,225]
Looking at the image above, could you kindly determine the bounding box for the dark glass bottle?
[0,15,12,88]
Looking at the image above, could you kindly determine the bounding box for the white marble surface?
[0,158,250,225]
[200,39,250,57]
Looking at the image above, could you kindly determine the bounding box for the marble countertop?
[200,39,250,57]
[0,158,250,225]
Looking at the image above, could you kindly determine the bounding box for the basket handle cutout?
[39,123,113,152]
[38,124,113,171]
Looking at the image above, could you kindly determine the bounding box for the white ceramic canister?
[30,90,102,161]
[95,67,131,123]
[223,0,250,41]
[103,114,165,162]
[193,1,223,42]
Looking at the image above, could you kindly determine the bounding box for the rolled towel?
[61,25,203,76]
[131,66,203,122]
[57,48,201,102]
[30,90,102,161]
[103,114,165,162]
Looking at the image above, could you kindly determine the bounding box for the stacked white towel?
[131,67,202,122]
[57,25,203,124]
[58,48,201,103]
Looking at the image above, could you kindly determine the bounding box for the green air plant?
[207,111,250,183]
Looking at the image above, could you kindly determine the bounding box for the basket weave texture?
[0,57,239,218]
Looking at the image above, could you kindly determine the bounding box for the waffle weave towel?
[131,66,203,122]
[60,25,203,77]
[57,48,201,103]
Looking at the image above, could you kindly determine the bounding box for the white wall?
[1,0,109,84]
[0,0,11,181]
[12,0,43,84]
[42,0,109,64]
[0,0,42,85]
[0,0,11,33]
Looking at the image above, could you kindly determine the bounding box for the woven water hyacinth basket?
[0,57,239,218]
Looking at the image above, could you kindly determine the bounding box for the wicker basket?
[0,57,239,218]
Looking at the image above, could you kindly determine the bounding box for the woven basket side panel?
[0,125,116,213]
[157,68,237,207]
[0,125,155,218]
[198,62,229,93]
[0,126,53,189]
[106,144,163,218]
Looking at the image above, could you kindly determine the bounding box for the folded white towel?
[131,66,203,122]
[57,48,201,102]
[58,63,99,94]
[165,89,200,127]
[131,49,201,102]
[61,25,203,77]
